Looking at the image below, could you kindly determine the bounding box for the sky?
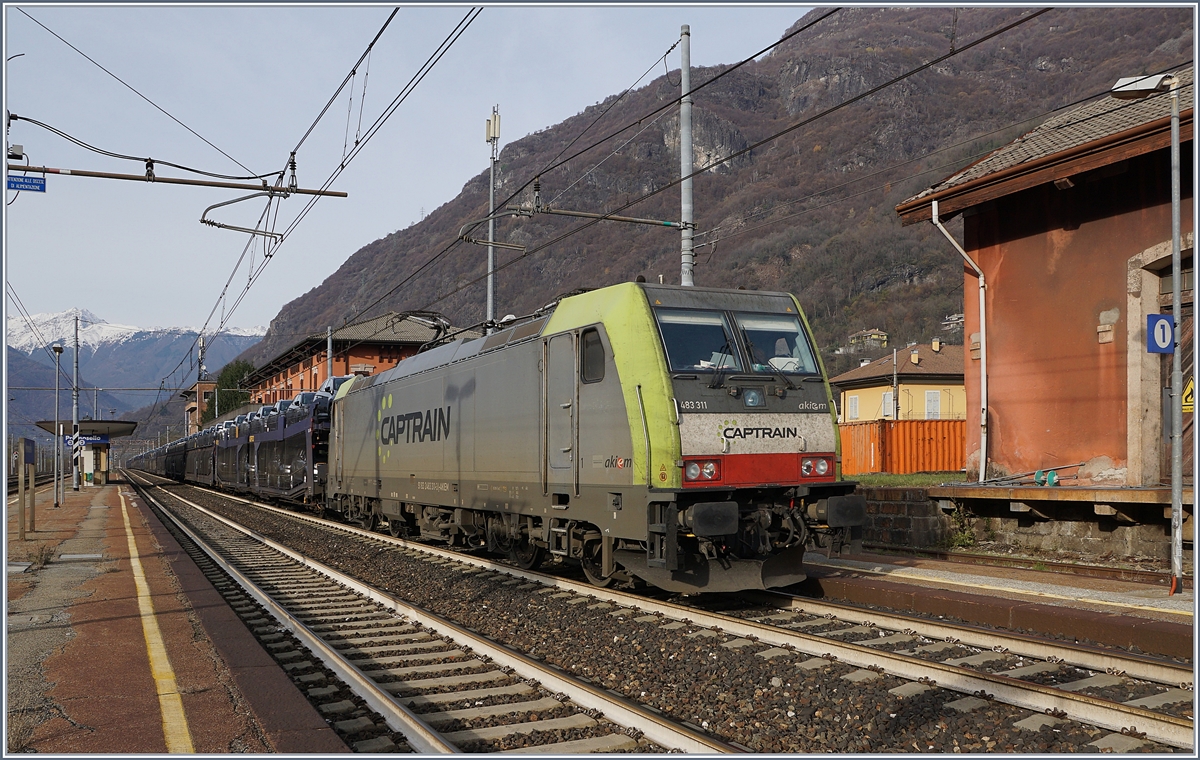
[3,3,814,335]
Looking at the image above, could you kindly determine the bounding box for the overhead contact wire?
[341,8,844,327]
[176,6,480,368]
[16,8,255,176]
[12,116,276,181]
[412,8,1054,313]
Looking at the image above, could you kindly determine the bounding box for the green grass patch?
[845,472,966,487]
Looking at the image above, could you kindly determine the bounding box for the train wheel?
[388,519,404,537]
[580,540,614,588]
[510,541,545,571]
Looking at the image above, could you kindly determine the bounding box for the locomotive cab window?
[581,328,605,383]
[733,312,819,375]
[654,309,743,372]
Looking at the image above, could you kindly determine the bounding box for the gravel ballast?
[173,487,1183,753]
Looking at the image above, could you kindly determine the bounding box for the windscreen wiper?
[742,328,796,391]
[708,339,735,389]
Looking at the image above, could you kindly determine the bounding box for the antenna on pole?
[679,25,695,287]
[486,105,501,333]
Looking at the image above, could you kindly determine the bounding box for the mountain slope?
[236,8,1189,375]
[6,309,264,438]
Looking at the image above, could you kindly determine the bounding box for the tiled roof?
[322,312,445,344]
[900,67,1193,207]
[830,344,964,387]
[249,312,480,381]
[848,328,888,339]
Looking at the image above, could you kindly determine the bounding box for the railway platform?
[5,475,347,753]
[800,549,1194,659]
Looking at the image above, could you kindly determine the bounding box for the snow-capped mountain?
[6,308,266,355]
[6,309,266,439]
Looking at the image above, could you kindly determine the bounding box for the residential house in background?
[830,342,966,423]
[846,328,889,352]
[830,342,966,475]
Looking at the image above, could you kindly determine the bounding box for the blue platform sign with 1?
[1147,314,1174,354]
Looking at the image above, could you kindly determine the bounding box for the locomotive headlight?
[743,388,765,408]
[684,460,721,482]
[802,458,830,477]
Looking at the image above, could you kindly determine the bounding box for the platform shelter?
[36,419,136,486]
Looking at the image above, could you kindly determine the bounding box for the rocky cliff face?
[243,6,1192,372]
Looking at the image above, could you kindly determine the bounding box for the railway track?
[127,472,735,754]
[6,472,56,495]
[130,474,1194,752]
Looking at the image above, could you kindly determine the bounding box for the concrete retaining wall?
[858,486,1190,563]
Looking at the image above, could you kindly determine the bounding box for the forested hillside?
[244,7,1192,376]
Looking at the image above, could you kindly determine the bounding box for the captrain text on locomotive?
[131,282,866,593]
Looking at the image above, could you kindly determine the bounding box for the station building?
[895,67,1193,553]
[242,311,472,406]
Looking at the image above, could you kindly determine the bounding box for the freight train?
[130,282,865,593]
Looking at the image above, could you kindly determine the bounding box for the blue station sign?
[7,175,46,192]
[63,434,109,446]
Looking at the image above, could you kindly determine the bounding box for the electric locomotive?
[327,282,864,593]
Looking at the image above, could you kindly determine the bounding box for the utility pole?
[679,25,695,287]
[486,106,501,331]
[72,313,80,491]
[327,326,333,383]
[1167,76,1184,593]
[892,348,899,420]
[52,343,62,506]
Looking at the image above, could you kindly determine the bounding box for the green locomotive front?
[328,282,865,593]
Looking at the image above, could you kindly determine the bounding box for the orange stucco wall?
[961,144,1193,478]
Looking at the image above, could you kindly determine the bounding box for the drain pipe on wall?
[931,199,988,482]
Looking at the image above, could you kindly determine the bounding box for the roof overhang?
[35,420,138,438]
[896,108,1194,226]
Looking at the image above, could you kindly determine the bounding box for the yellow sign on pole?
[1183,376,1194,414]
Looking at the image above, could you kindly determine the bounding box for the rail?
[147,477,1194,750]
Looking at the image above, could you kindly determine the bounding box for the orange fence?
[839,419,965,475]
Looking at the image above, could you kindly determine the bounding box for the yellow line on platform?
[6,484,53,504]
[120,490,195,753]
[806,559,1194,618]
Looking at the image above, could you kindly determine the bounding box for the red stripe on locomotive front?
[681,453,836,488]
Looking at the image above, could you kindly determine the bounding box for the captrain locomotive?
[131,282,865,593]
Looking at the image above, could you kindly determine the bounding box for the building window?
[925,390,941,420]
[881,391,893,418]
[847,395,859,421]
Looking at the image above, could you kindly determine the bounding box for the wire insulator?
[145,158,155,181]
[288,151,298,192]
